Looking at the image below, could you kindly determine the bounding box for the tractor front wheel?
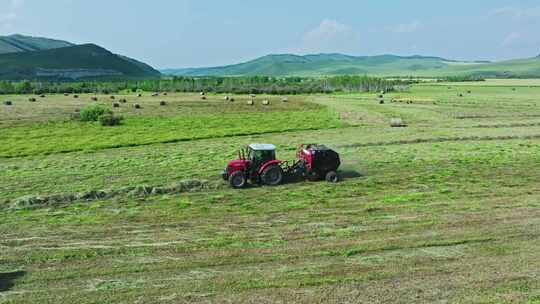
[229,171,247,188]
[261,165,284,186]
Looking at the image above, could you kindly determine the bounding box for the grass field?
[1,82,540,303]
[434,79,540,87]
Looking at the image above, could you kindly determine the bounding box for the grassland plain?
[1,82,540,303]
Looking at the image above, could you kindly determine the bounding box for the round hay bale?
[64,93,69,96]
[152,93,159,97]
[112,102,120,108]
[40,94,46,98]
[229,97,235,102]
[282,97,289,102]
[3,101,12,106]
[458,93,463,97]
[247,100,254,105]
[28,98,37,102]
[379,99,385,104]
[134,104,141,109]
[390,118,407,128]
[91,96,98,101]
[200,92,206,96]
[70,112,81,120]
[224,96,230,101]
[467,90,472,94]
[160,101,167,106]
[120,98,127,103]
[73,95,79,99]
[201,96,207,100]
[110,96,115,99]
[163,92,168,96]
[138,93,143,97]
[262,99,270,106]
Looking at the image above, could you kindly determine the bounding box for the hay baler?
[221,143,341,188]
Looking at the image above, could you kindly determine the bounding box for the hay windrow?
[391,98,434,104]
[6,179,220,210]
[338,134,540,149]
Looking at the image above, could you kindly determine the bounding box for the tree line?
[0,76,411,95]
[436,76,486,82]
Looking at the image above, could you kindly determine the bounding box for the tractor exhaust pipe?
[238,149,246,160]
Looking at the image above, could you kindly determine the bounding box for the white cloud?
[299,19,359,53]
[489,6,540,19]
[490,7,540,51]
[387,20,422,33]
[303,19,352,42]
[501,32,521,47]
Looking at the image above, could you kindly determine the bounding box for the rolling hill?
[0,34,160,80]
[0,34,74,54]
[162,53,540,78]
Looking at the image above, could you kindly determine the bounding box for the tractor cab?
[246,143,276,169]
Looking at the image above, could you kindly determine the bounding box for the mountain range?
[0,34,160,80]
[2,34,540,79]
[162,53,540,78]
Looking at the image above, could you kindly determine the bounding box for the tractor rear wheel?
[325,171,339,183]
[261,165,284,186]
[229,171,246,188]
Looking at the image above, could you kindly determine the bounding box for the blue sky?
[1,0,540,68]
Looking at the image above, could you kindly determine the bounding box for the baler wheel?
[229,171,247,188]
[261,165,284,186]
[325,171,339,183]
[306,171,320,182]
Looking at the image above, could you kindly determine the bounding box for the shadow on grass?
[283,169,363,184]
[230,169,363,189]
[0,271,25,292]
[339,170,363,179]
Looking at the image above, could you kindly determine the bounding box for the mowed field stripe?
[339,133,540,148]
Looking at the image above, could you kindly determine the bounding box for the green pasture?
[1,80,540,303]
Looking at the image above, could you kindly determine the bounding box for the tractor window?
[261,150,275,162]
[247,149,255,161]
[249,149,275,164]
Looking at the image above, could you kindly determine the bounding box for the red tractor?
[222,143,341,188]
